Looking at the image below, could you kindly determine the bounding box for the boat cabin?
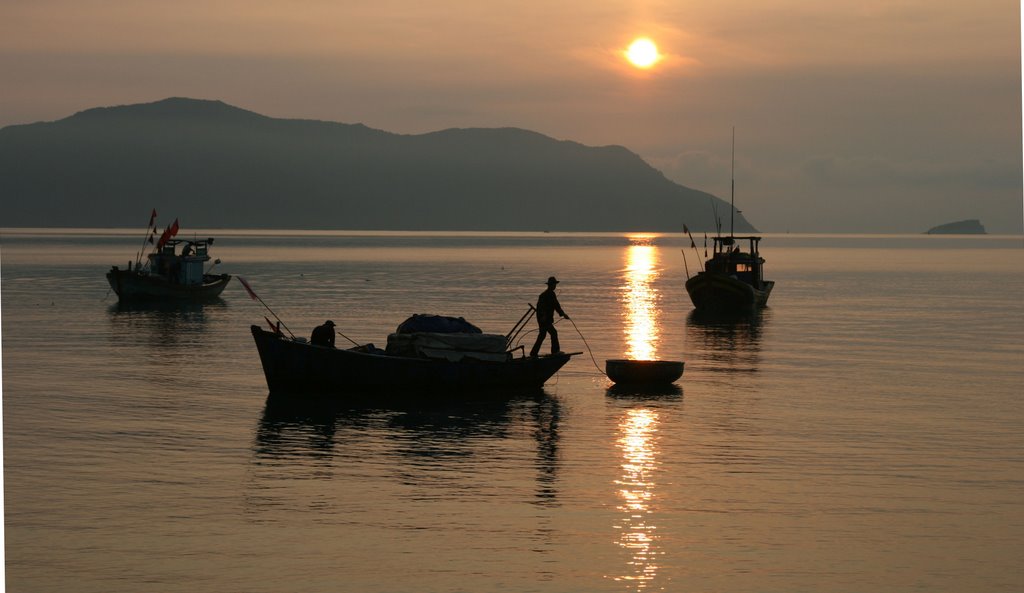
[147,238,216,286]
[706,236,767,288]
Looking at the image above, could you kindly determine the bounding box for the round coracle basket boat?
[605,359,684,385]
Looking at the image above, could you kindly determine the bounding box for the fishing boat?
[683,130,773,312]
[685,235,773,311]
[106,215,230,300]
[249,313,579,395]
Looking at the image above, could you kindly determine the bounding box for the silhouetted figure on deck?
[530,277,569,357]
[311,320,336,347]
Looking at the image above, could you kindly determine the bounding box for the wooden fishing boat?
[683,131,773,312]
[685,235,773,312]
[605,359,684,386]
[107,238,231,300]
[106,212,230,301]
[107,237,230,301]
[250,324,578,395]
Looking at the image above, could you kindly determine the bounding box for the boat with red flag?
[106,212,231,301]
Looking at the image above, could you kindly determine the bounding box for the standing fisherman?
[530,276,569,357]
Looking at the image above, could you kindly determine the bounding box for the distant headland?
[0,97,755,233]
[925,219,987,235]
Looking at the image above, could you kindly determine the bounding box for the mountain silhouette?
[925,219,986,234]
[0,97,756,232]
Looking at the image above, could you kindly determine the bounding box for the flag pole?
[237,276,296,339]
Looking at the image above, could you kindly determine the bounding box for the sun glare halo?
[625,38,660,69]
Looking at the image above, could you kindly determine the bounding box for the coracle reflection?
[611,407,663,590]
[607,382,683,399]
[622,235,661,361]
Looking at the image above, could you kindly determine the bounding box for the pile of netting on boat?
[385,314,509,362]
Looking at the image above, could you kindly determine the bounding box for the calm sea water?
[3,229,1023,593]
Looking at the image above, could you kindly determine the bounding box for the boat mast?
[730,127,735,238]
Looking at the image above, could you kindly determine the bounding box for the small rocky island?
[925,219,987,234]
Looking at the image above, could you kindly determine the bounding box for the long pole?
[336,329,361,347]
[683,226,704,271]
[237,276,296,339]
[135,209,157,269]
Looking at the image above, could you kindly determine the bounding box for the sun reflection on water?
[612,408,662,590]
[623,236,661,361]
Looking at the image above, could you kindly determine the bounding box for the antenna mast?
[730,127,735,237]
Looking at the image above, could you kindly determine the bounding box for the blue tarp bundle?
[395,314,482,334]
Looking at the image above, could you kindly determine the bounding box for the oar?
[336,329,362,348]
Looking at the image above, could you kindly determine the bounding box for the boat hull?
[107,269,231,301]
[685,273,773,312]
[250,326,574,395]
[605,359,684,385]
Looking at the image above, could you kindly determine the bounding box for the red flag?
[238,276,259,301]
[683,224,689,234]
[155,218,180,249]
[148,208,157,228]
[156,224,171,249]
[265,316,282,335]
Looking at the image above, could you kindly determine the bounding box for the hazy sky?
[2,0,1021,232]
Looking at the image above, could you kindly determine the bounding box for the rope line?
[514,316,607,378]
[563,317,608,378]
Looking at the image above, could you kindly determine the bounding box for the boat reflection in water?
[611,407,663,589]
[108,298,226,316]
[107,298,227,349]
[685,309,767,374]
[250,390,564,508]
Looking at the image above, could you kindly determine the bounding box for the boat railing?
[712,235,761,258]
[505,304,536,350]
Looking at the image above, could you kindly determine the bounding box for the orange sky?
[1,0,1021,232]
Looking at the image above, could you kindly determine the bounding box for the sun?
[625,38,661,69]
